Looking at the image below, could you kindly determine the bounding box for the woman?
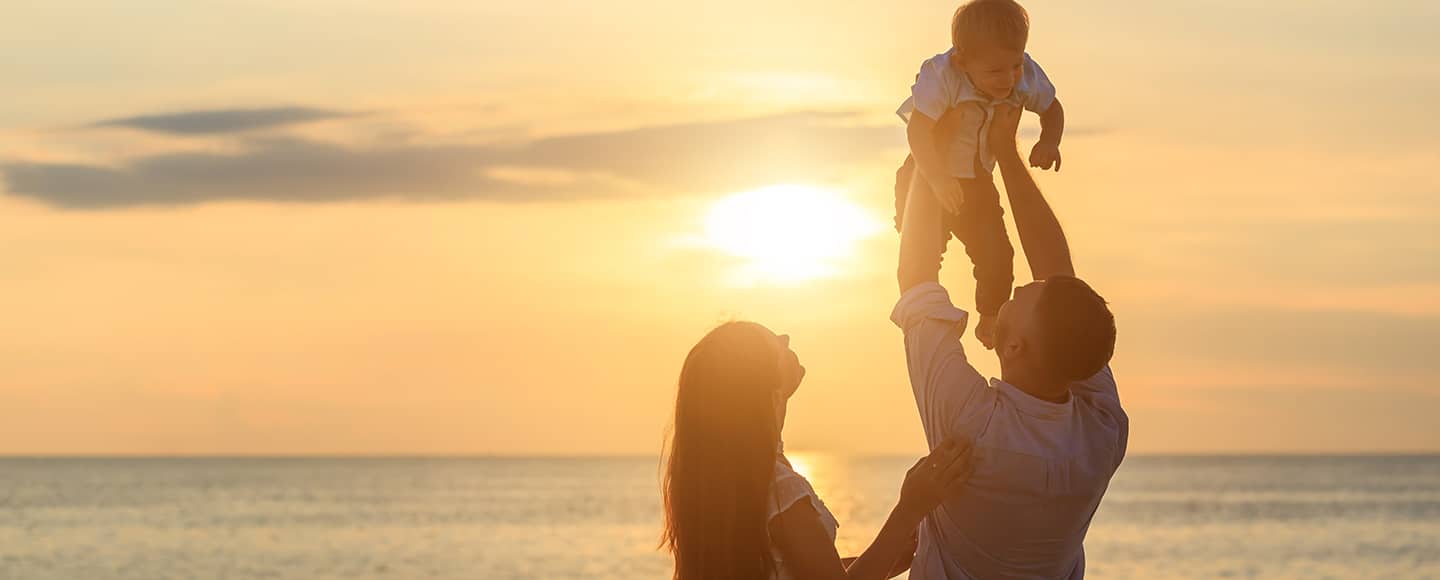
[661,321,971,579]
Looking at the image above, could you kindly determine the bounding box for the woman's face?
[762,327,805,400]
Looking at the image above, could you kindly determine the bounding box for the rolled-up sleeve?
[891,282,992,446]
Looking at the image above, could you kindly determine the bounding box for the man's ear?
[1000,333,1027,364]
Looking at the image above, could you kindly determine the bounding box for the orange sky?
[1,0,1437,455]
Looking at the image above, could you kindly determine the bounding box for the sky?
[1,0,1437,455]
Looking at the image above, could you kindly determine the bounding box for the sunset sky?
[2,0,1437,455]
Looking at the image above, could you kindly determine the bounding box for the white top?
[896,50,1056,178]
[891,282,1128,580]
[768,453,839,580]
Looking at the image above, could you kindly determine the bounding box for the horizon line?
[2,451,1438,459]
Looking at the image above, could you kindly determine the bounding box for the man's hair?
[1033,276,1116,383]
[951,0,1030,61]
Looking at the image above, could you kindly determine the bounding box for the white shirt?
[891,282,1128,579]
[897,50,1056,178]
[767,453,839,580]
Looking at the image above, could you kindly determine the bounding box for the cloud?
[493,111,899,190]
[3,111,902,209]
[91,106,355,135]
[3,138,502,208]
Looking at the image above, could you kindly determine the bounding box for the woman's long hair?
[661,321,783,580]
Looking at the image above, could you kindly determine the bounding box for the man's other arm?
[988,104,1075,280]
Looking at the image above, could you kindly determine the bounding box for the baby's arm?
[906,113,963,214]
[1029,98,1065,171]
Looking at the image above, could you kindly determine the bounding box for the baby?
[894,0,1065,348]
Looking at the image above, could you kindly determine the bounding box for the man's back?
[893,283,1128,579]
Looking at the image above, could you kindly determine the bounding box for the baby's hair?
[951,0,1030,61]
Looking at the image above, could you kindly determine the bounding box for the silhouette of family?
[661,2,1126,578]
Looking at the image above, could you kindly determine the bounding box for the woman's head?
[661,321,803,579]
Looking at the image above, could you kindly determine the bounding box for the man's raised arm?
[896,148,948,294]
[988,104,1075,280]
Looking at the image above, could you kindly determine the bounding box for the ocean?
[2,455,1438,579]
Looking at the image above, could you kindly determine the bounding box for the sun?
[703,184,886,285]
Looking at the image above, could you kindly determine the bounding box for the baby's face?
[955,46,1025,100]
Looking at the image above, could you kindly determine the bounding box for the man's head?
[949,0,1029,100]
[994,276,1116,399]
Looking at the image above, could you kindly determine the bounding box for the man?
[892,102,1127,579]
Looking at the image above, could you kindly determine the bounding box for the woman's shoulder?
[767,455,834,528]
[772,454,820,489]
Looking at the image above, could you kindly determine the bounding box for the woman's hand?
[898,438,974,517]
[831,440,973,580]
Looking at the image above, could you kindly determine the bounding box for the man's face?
[956,46,1025,100]
[994,280,1045,367]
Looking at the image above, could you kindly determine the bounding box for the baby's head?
[949,0,1030,100]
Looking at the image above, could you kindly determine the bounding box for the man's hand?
[989,103,1076,280]
[988,104,1023,159]
[1029,140,1062,171]
[932,178,964,215]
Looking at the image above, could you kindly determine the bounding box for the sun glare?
[703,185,885,285]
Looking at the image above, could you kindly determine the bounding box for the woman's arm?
[769,441,972,580]
[839,503,927,580]
[769,501,851,580]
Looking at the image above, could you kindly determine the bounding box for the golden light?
[703,185,886,285]
[784,452,818,481]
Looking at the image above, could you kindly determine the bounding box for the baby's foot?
[976,314,997,350]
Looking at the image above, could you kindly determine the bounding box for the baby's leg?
[950,174,1015,317]
[896,106,972,291]
[896,162,951,292]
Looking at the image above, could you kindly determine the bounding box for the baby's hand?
[931,179,964,214]
[1029,141,1062,171]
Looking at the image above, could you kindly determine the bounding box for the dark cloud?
[91,107,355,135]
[3,139,499,208]
[4,111,904,209]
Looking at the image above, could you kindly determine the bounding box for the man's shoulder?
[1070,366,1118,399]
[1071,366,1128,447]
